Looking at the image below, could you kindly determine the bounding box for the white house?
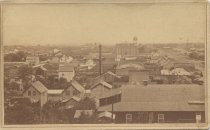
[58,65,75,82]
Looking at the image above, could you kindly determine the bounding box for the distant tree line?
[4,51,27,62]
[189,52,204,60]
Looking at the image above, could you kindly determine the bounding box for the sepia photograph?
[0,0,209,129]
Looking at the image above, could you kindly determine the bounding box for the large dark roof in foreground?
[98,84,204,112]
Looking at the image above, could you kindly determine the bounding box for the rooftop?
[31,81,48,93]
[74,110,94,118]
[105,71,120,78]
[61,96,81,103]
[58,65,74,72]
[47,89,64,95]
[43,63,59,74]
[98,84,204,112]
[98,111,116,119]
[71,80,85,93]
[92,79,113,89]
[32,64,47,71]
[26,56,39,59]
[161,68,191,76]
[116,64,143,70]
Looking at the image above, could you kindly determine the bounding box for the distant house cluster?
[4,42,205,124]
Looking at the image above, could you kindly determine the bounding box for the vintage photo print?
[0,0,209,129]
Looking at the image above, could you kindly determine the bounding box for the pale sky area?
[2,3,206,45]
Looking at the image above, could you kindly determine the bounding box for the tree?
[46,76,69,89]
[18,65,34,80]
[39,55,48,61]
[16,51,27,61]
[4,51,27,62]
[74,97,96,110]
[42,101,59,124]
[59,77,68,89]
[56,108,76,124]
[8,82,20,91]
[4,98,40,124]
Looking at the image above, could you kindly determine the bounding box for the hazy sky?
[3,3,206,45]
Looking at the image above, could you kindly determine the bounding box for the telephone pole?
[99,44,102,76]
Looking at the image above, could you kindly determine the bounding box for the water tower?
[133,36,138,44]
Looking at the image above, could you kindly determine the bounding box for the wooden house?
[98,84,204,123]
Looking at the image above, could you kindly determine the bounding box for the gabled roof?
[161,69,170,75]
[26,56,39,59]
[32,64,47,71]
[74,110,94,118]
[47,89,64,95]
[161,68,191,76]
[40,66,47,71]
[171,68,191,76]
[104,71,120,78]
[84,90,91,94]
[71,80,85,93]
[71,96,81,102]
[31,81,48,93]
[60,98,71,103]
[58,65,74,72]
[91,80,112,89]
[32,64,45,68]
[98,111,115,119]
[43,63,59,74]
[116,64,143,70]
[90,71,119,87]
[100,80,112,89]
[99,89,121,99]
[98,84,204,112]
[61,61,79,67]
[61,96,81,103]
[55,52,63,57]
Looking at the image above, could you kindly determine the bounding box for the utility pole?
[99,44,102,76]
[112,101,114,123]
[111,85,114,123]
[99,44,114,123]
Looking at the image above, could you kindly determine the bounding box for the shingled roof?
[98,84,204,112]
[91,79,113,89]
[58,65,74,72]
[31,81,48,93]
[71,80,85,93]
[61,96,81,103]
[47,89,64,95]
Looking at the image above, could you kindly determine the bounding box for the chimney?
[99,44,102,76]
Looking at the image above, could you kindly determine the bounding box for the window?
[33,91,36,96]
[126,114,132,123]
[196,112,201,123]
[28,91,31,96]
[158,114,165,123]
